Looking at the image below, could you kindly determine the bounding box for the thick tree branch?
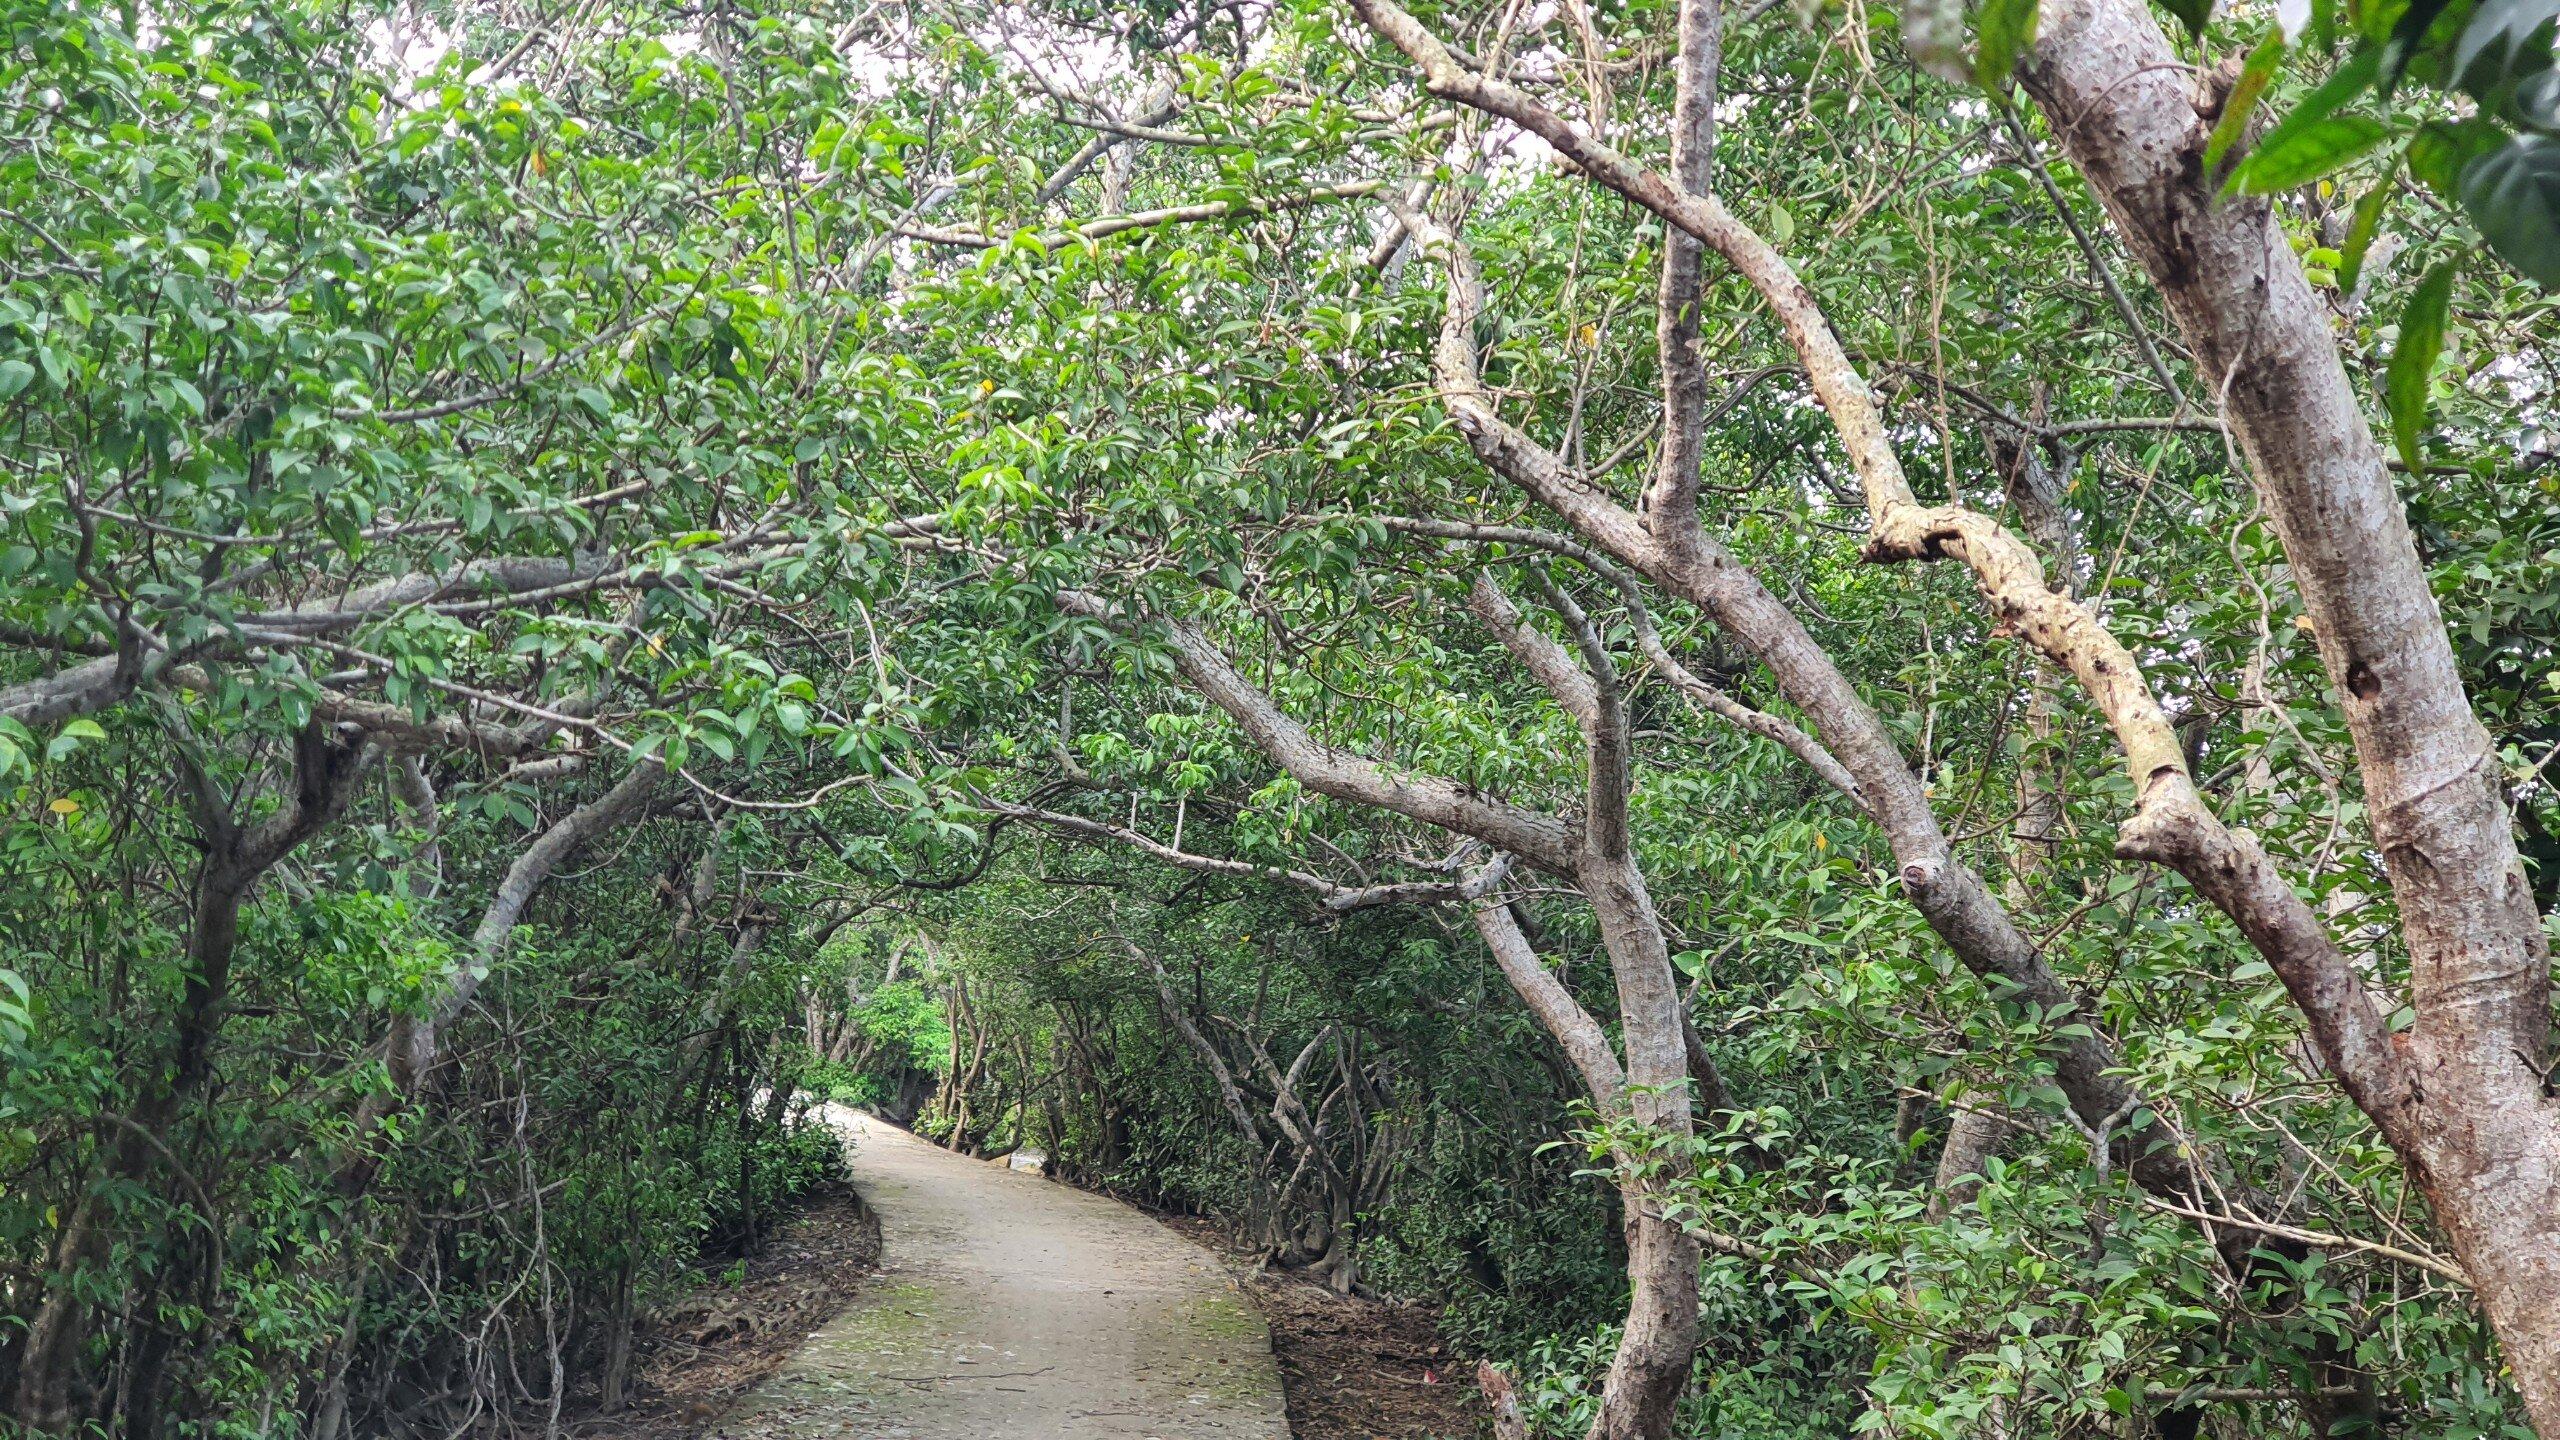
[1370,8,2414,1149]
[1639,0,1719,540]
[1055,590,1582,872]
[1396,202,2214,1201]
[1474,897,1626,1107]
[1377,515,1866,806]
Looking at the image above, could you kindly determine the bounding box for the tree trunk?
[2018,1,2560,1424]
[1929,1103,2012,1218]
[598,1255,637,1414]
[343,760,662,1198]
[13,721,365,1433]
[1481,1359,1533,1440]
[1592,1205,1702,1440]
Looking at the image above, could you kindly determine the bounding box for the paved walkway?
[712,1109,1291,1439]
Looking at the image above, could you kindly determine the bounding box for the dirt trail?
[710,1108,1291,1439]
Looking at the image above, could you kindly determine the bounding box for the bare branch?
[1055,590,1582,872]
[900,180,1384,250]
[1473,897,1625,1107]
[982,795,1508,912]
[1365,0,2414,1140]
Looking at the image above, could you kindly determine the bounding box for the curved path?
[711,1109,1290,1439]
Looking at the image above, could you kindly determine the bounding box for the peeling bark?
[1392,198,2200,1199]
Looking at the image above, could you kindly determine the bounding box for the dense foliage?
[1,0,2555,1435]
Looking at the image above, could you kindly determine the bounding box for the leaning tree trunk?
[2016,3,2560,1425]
[1062,575,1705,1439]
[336,760,662,1199]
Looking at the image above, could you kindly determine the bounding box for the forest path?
[709,1108,1291,1440]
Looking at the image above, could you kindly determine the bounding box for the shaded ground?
[1160,1217,1490,1440]
[710,1108,1290,1438]
[571,1108,1481,1440]
[571,1185,882,1438]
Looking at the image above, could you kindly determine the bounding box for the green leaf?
[0,360,31,399]
[2410,118,2507,196]
[2159,0,2215,39]
[2339,167,2397,292]
[2232,114,2392,193]
[2521,67,2560,127]
[2460,135,2560,286]
[1975,0,2042,96]
[2385,260,2457,474]
[2206,31,2289,174]
[2380,0,2458,94]
[44,718,104,764]
[2449,0,2560,95]
[2228,46,2383,195]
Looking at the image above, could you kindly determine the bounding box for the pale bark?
[1061,581,1699,1438]
[681,918,772,1065]
[1639,0,1717,545]
[457,764,663,1024]
[2015,0,2560,1419]
[1358,0,2560,1415]
[1137,943,1264,1149]
[1474,892,1701,1440]
[389,754,444,902]
[1364,0,2415,1154]
[1931,427,2073,1217]
[1,516,943,732]
[1474,901,1627,1108]
[899,179,1383,249]
[1055,591,1581,872]
[1392,199,2198,1197]
[1464,575,1698,1440]
[1930,1104,2013,1216]
[1481,1359,1533,1440]
[0,555,606,727]
[1372,515,1864,807]
[340,761,664,1195]
[984,795,1506,910]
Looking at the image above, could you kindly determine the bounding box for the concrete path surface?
[711,1108,1291,1439]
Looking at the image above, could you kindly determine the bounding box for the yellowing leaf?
[47,797,78,816]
